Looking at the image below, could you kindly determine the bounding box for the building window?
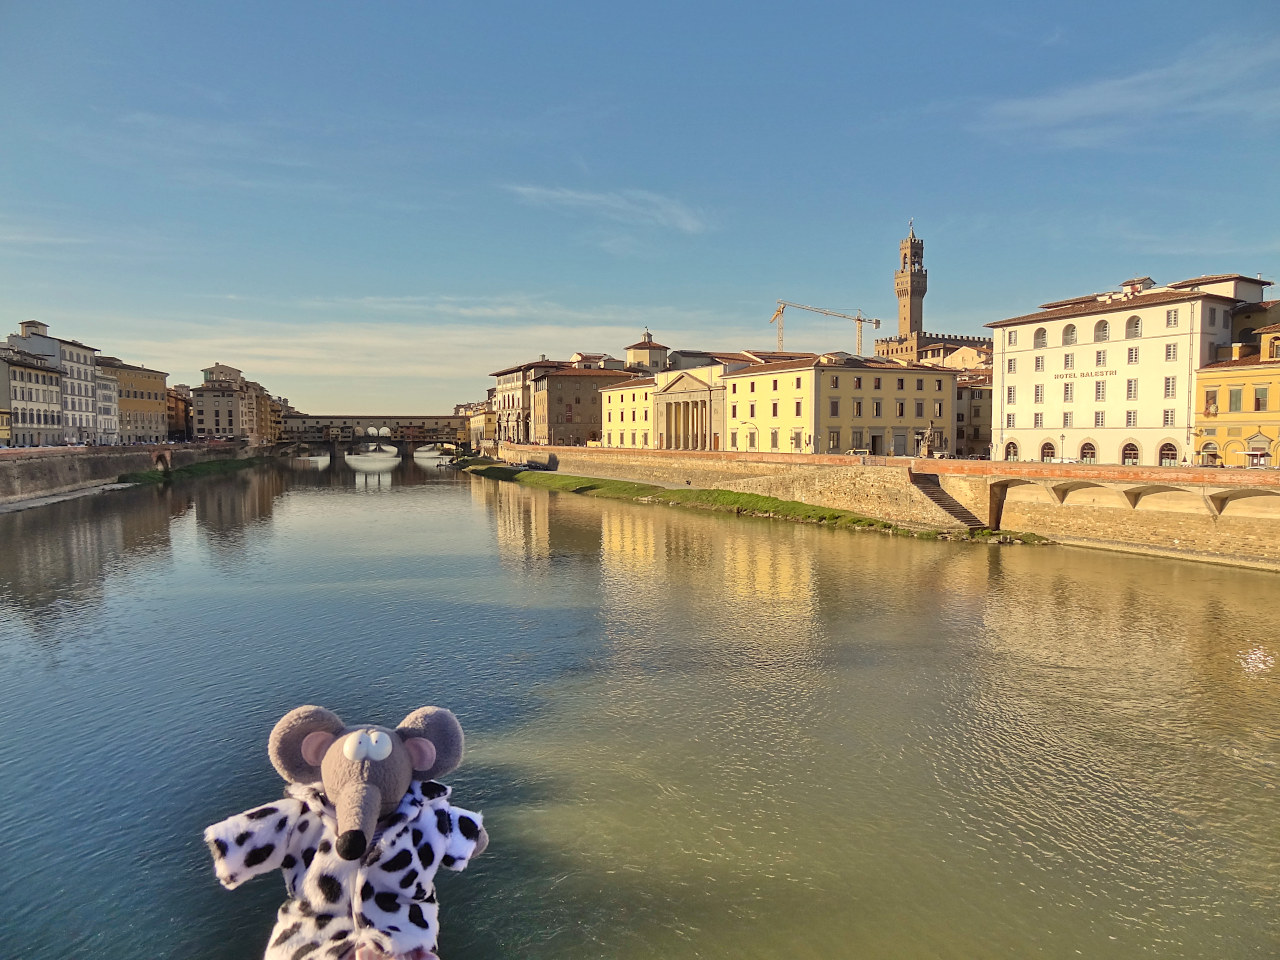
[1008,330,1018,346]
[1094,320,1110,342]
[1005,440,1019,460]
[1165,343,1177,362]
[795,401,802,416]
[1166,309,1179,328]
[1095,381,1106,402]
[853,377,862,389]
[1125,316,1141,338]
[1062,411,1073,428]
[1159,442,1179,466]
[730,430,737,449]
[795,377,802,389]
[1063,382,1074,402]
[770,429,779,450]
[1096,350,1107,367]
[828,429,840,451]
[895,402,905,417]
[853,400,862,416]
[731,383,737,394]
[1126,410,1138,427]
[830,399,839,416]
[1255,387,1269,411]
[1229,388,1242,413]
[1034,356,1044,372]
[897,378,905,390]
[1208,307,1217,327]
[1064,353,1075,370]
[872,401,882,417]
[771,402,778,417]
[873,377,881,389]
[1205,389,1218,413]
[1062,324,1077,346]
[1163,376,1176,399]
[1127,346,1139,364]
[1034,412,1044,428]
[934,401,943,417]
[1031,384,1043,403]
[1094,411,1105,428]
[772,379,778,390]
[1033,328,1047,348]
[915,378,924,391]
[749,403,756,418]
[1006,413,1015,428]
[731,404,737,418]
[913,401,922,417]
[1163,409,1176,426]
[1126,379,1138,401]
[1040,441,1055,461]
[1007,358,1017,374]
[1007,386,1016,404]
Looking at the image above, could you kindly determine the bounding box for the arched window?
[1125,316,1141,339]
[1080,442,1097,463]
[1033,327,1047,349]
[1159,443,1179,466]
[1270,340,1280,359]
[1062,324,1077,345]
[1004,441,1019,461]
[1122,442,1140,465]
[1040,442,1056,462]
[1094,320,1110,342]
[1200,441,1219,465]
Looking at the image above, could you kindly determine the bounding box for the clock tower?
[894,221,927,337]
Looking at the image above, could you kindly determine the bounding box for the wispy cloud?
[976,36,1280,147]
[503,185,709,234]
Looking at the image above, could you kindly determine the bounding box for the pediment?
[656,372,713,395]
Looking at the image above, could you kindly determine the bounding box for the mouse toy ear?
[397,706,464,780]
[269,705,346,783]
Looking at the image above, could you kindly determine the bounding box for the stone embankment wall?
[503,446,976,531]
[0,445,247,504]
[499,444,1280,570]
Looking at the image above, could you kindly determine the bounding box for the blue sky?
[2,0,1278,413]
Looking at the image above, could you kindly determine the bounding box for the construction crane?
[771,301,882,355]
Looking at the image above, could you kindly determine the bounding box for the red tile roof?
[987,288,1239,328]
[1167,274,1272,289]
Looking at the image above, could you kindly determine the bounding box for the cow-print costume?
[205,779,482,959]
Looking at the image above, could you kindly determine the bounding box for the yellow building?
[722,354,956,456]
[1195,320,1280,467]
[0,406,10,445]
[601,376,656,449]
[99,358,168,443]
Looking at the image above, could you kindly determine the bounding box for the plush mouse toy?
[204,705,487,960]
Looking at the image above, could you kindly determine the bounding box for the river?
[0,452,1276,959]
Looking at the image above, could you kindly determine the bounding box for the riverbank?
[0,443,257,505]
[462,460,1045,543]
[494,443,1280,571]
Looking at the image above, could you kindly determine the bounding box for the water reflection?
[0,468,1277,960]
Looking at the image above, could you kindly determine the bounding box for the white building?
[95,367,119,445]
[7,320,100,443]
[987,274,1271,465]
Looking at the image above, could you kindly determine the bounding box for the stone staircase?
[910,471,987,530]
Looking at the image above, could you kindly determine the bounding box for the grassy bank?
[118,456,268,485]
[462,462,1044,543]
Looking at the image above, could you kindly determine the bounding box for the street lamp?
[1060,433,1065,462]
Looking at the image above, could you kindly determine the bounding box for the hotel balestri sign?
[1054,370,1118,380]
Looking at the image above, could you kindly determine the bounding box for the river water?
[0,452,1276,959]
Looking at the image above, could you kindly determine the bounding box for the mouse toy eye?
[367,730,393,760]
